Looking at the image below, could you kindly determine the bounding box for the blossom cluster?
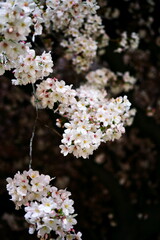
[115,32,139,53]
[0,0,109,78]
[61,36,97,73]
[45,0,109,72]
[85,68,117,88]
[0,40,29,75]
[33,77,76,109]
[44,0,99,31]
[116,71,137,93]
[0,0,44,75]
[33,78,136,158]
[0,0,137,158]
[59,85,135,158]
[12,50,53,85]
[0,0,43,41]
[6,169,82,240]
[85,68,137,94]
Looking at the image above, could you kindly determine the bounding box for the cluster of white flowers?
[0,0,54,84]
[0,0,137,159]
[44,0,109,72]
[0,0,42,41]
[0,0,44,75]
[6,169,82,240]
[3,1,139,239]
[86,68,117,88]
[0,40,29,75]
[0,0,109,78]
[12,50,53,85]
[115,32,139,53]
[33,78,135,158]
[107,71,137,95]
[61,36,97,73]
[117,71,137,92]
[33,77,76,109]
[59,85,135,158]
[44,0,98,31]
[85,68,137,94]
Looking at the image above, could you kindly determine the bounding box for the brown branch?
[37,118,62,138]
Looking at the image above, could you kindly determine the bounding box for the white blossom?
[34,78,135,158]
[6,169,82,240]
[115,32,139,53]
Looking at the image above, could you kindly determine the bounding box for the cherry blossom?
[6,169,82,240]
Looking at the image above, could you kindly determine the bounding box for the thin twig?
[29,83,39,169]
[38,118,62,138]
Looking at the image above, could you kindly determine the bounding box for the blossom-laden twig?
[32,78,136,159]
[6,169,82,240]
